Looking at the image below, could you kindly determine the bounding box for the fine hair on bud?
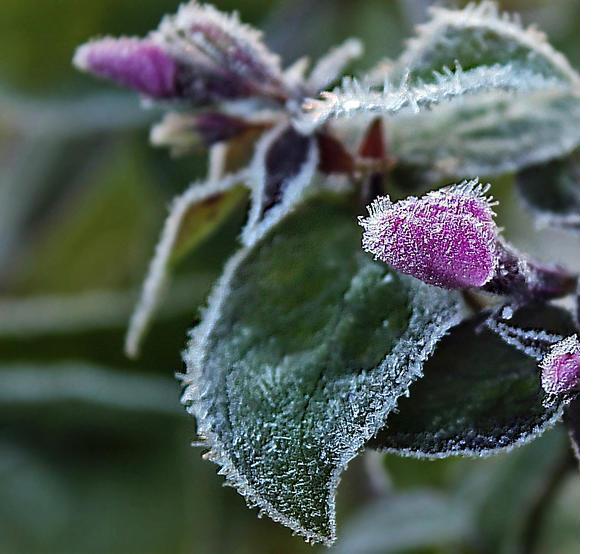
[73,37,178,98]
[359,179,498,289]
[540,335,580,396]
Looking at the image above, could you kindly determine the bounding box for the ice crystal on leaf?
[153,2,287,104]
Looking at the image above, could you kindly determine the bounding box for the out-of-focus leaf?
[455,428,574,554]
[125,174,249,358]
[0,363,180,415]
[181,196,463,544]
[306,38,363,93]
[370,304,577,458]
[0,90,154,137]
[516,151,579,231]
[14,143,165,294]
[371,2,578,84]
[535,473,580,554]
[311,2,579,180]
[331,491,472,554]
[0,275,208,338]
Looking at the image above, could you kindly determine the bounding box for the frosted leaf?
[370,304,577,458]
[154,2,286,103]
[367,1,578,86]
[125,171,248,358]
[283,56,310,90]
[181,198,463,544]
[359,180,498,290]
[307,38,364,93]
[485,311,563,361]
[296,64,569,133]
[241,123,318,245]
[319,1,579,179]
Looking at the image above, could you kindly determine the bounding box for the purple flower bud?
[73,38,177,98]
[540,335,580,396]
[359,180,498,289]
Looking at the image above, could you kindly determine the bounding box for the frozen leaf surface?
[154,2,286,103]
[126,173,248,358]
[370,304,577,458]
[368,1,578,85]
[310,2,579,179]
[182,198,463,544]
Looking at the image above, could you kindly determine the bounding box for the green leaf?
[181,197,463,544]
[455,428,574,554]
[125,174,248,358]
[314,2,579,179]
[369,304,577,458]
[378,2,578,84]
[332,491,472,554]
[516,151,579,231]
[0,363,180,416]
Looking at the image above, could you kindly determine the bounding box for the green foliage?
[182,197,463,543]
[0,0,580,552]
[370,304,577,458]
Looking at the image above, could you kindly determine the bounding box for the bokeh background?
[0,1,579,553]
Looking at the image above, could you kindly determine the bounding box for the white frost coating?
[296,64,565,133]
[486,317,563,361]
[241,123,319,246]
[307,38,364,93]
[125,170,247,359]
[181,247,464,544]
[367,1,579,86]
[378,405,566,460]
[283,56,310,90]
[155,2,284,85]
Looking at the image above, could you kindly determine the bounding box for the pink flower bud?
[540,335,580,396]
[74,38,177,98]
[359,180,498,289]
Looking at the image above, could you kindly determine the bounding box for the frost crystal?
[539,335,580,396]
[359,180,498,289]
[154,2,285,103]
[73,37,178,98]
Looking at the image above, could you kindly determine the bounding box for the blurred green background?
[0,1,579,553]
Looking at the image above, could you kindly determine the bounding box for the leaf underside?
[182,197,463,544]
[369,304,577,458]
[319,1,579,180]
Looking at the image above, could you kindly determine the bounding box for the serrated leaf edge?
[180,236,464,544]
[125,169,248,358]
[367,1,579,87]
[375,401,567,460]
[296,64,568,133]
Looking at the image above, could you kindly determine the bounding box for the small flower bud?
[359,180,498,289]
[73,38,177,98]
[540,335,580,396]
